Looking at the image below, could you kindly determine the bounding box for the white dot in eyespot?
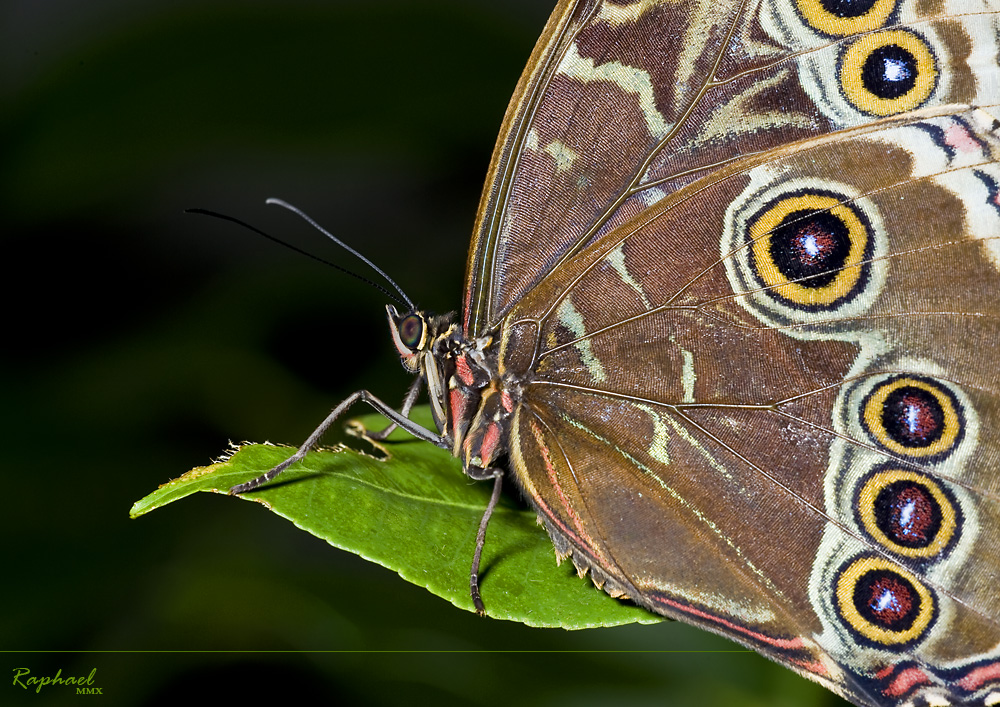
[803,233,821,258]
[873,588,898,613]
[905,404,921,435]
[900,500,917,533]
[882,57,911,84]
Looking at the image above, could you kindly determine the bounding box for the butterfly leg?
[229,389,446,495]
[364,375,423,442]
[466,465,504,616]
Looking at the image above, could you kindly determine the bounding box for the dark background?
[3,1,847,705]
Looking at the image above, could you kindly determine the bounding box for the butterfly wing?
[458,0,1000,704]
[500,107,1000,706]
[463,0,1000,337]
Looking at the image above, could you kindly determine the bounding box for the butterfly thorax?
[386,305,515,475]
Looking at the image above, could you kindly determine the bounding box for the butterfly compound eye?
[398,314,424,350]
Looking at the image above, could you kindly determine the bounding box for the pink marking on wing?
[885,667,933,697]
[651,595,807,650]
[945,123,981,155]
[788,659,829,678]
[530,494,586,547]
[958,662,1000,691]
[530,419,588,539]
[875,665,896,680]
[480,421,501,465]
[455,355,474,386]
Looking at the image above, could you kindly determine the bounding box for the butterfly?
[233,1,1000,705]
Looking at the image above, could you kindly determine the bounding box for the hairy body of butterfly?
[238,1,1000,705]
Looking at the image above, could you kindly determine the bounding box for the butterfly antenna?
[265,198,415,311]
[186,207,409,308]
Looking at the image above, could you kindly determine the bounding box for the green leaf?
[131,406,662,629]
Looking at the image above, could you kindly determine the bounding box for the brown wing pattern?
[464,0,1000,338]
[501,109,1000,705]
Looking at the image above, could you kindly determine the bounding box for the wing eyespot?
[839,30,938,116]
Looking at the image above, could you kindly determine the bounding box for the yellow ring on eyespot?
[836,556,935,645]
[862,377,960,457]
[795,0,897,36]
[856,469,957,558]
[748,193,868,306]
[840,30,937,116]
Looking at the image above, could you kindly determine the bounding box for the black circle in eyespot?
[398,315,423,349]
[875,481,942,549]
[819,0,881,17]
[770,210,851,288]
[862,44,918,100]
[853,569,922,632]
[882,386,945,448]
[854,468,960,558]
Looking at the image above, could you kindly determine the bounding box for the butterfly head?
[386,305,457,374]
